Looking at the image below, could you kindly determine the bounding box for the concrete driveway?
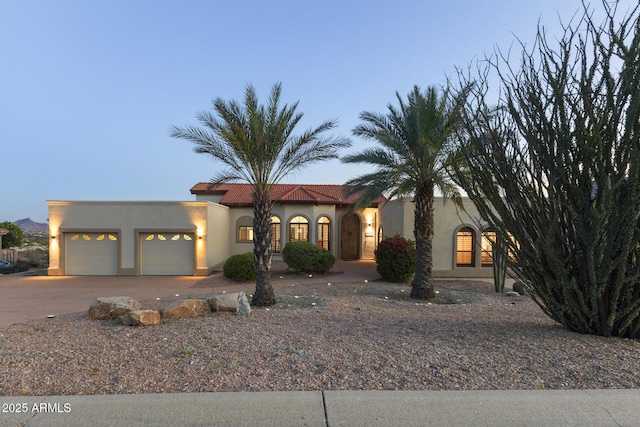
[0,274,212,327]
[0,260,379,327]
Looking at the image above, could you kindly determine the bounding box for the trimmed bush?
[223,252,256,281]
[375,235,415,282]
[282,241,336,274]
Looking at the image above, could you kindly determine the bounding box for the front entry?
[340,213,360,260]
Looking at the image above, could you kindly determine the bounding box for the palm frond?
[344,84,466,206]
[344,170,398,210]
[171,82,351,190]
[342,147,399,168]
[209,169,252,186]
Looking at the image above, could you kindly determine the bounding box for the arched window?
[317,216,331,250]
[481,229,496,267]
[271,216,281,252]
[289,216,309,242]
[456,227,475,267]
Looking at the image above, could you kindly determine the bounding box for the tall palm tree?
[171,83,350,306]
[343,85,466,299]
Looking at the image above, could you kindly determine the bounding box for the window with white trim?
[456,227,475,267]
[271,216,281,252]
[238,226,253,241]
[236,216,254,242]
[317,216,330,250]
[289,215,309,242]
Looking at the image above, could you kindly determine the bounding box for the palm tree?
[343,85,466,299]
[170,83,350,306]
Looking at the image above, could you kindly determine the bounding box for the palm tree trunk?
[251,191,275,306]
[411,181,436,299]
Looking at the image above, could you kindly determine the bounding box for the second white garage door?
[141,233,195,275]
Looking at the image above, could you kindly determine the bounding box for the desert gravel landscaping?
[1,275,639,396]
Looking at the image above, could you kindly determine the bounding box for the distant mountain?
[14,218,48,232]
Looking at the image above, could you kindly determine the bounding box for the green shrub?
[223,252,256,281]
[22,249,49,269]
[282,241,336,273]
[375,235,415,282]
[13,260,30,273]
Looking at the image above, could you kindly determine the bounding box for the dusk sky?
[2,0,632,223]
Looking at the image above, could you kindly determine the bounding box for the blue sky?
[1,0,630,223]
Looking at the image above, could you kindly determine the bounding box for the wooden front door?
[340,214,360,260]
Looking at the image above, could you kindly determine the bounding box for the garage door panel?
[141,233,194,275]
[65,233,118,275]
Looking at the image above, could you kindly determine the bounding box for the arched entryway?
[340,213,360,260]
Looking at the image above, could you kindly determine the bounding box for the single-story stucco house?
[47,183,496,278]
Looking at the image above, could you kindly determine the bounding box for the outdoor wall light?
[51,235,56,240]
[198,236,203,240]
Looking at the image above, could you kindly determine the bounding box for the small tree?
[171,83,350,306]
[0,222,24,249]
[453,1,640,338]
[343,85,467,299]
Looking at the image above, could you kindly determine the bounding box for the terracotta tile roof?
[190,183,386,207]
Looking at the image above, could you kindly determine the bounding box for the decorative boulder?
[120,310,161,326]
[237,291,251,317]
[207,292,242,312]
[162,299,210,319]
[88,297,141,320]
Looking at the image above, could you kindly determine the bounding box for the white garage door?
[65,233,119,275]
[141,233,194,275]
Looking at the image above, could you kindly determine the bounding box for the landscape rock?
[162,299,210,319]
[506,291,520,297]
[512,282,526,295]
[120,310,161,326]
[237,291,251,317]
[207,292,242,312]
[88,296,141,320]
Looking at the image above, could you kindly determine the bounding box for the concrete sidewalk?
[1,389,639,426]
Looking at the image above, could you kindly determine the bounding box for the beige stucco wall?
[227,205,342,257]
[204,202,230,273]
[380,196,495,278]
[46,197,383,276]
[195,194,222,204]
[279,204,338,253]
[378,198,414,239]
[225,205,379,261]
[226,207,255,256]
[46,194,499,277]
[47,201,229,276]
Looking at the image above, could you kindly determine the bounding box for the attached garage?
[65,232,119,275]
[140,233,195,275]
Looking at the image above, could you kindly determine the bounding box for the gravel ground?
[1,278,639,396]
